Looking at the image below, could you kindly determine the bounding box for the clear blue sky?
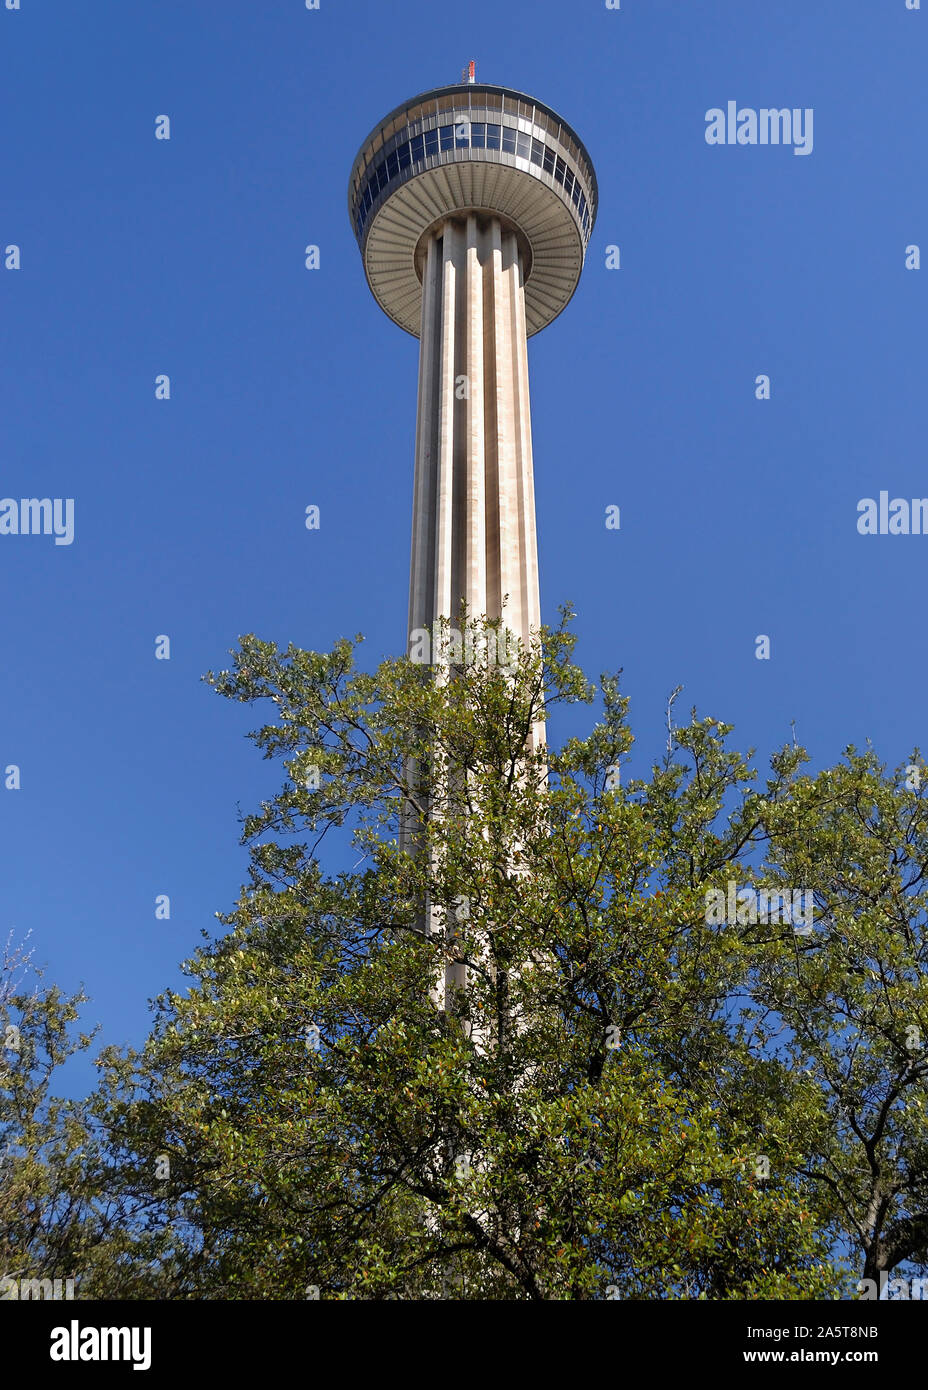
[1,0,925,1091]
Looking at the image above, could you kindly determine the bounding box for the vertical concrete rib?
[463,214,487,620]
[483,219,503,622]
[433,220,459,629]
[511,233,541,638]
[497,228,525,640]
[408,233,441,644]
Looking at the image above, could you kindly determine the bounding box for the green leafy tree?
[95,615,842,1299]
[0,936,188,1299]
[745,748,928,1292]
[0,936,101,1290]
[29,612,927,1299]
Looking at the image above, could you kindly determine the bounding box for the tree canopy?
[3,612,927,1299]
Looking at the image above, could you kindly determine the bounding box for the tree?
[0,934,100,1290]
[0,935,188,1300]
[93,614,842,1299]
[21,612,926,1299]
[746,748,928,1293]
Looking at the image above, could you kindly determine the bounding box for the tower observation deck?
[348,77,597,658]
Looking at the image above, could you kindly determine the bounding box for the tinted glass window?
[563,168,574,194]
[397,142,411,169]
[516,133,530,158]
[410,134,424,163]
[455,122,470,147]
[471,122,485,148]
[424,128,438,156]
[501,127,517,153]
[530,138,544,166]
[377,163,388,190]
[386,151,399,177]
[554,156,566,184]
[543,146,555,174]
[486,124,501,150]
[439,125,454,150]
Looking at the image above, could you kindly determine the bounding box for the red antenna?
[461,59,476,84]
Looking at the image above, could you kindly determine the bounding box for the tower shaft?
[409,213,540,650]
[349,79,597,999]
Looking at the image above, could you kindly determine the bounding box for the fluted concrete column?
[407,213,540,652]
[402,213,543,1009]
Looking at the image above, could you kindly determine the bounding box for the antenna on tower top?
[460,59,476,84]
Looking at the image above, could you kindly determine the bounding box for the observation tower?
[348,67,597,654]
